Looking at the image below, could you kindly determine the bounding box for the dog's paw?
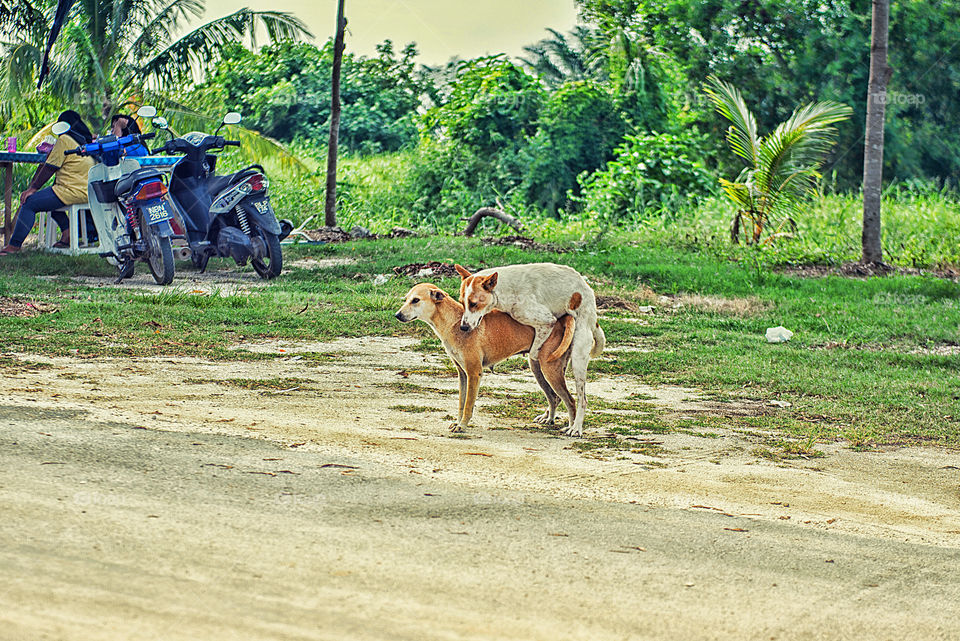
[533,412,555,425]
[562,425,583,437]
[448,422,465,433]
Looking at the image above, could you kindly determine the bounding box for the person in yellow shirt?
[1,110,95,254]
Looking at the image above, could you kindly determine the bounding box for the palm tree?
[1,0,311,130]
[519,26,597,88]
[705,76,852,244]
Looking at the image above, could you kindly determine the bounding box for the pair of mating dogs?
[395,262,605,437]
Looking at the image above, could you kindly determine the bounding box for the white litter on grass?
[373,274,390,286]
[638,305,654,313]
[415,268,434,278]
[765,326,794,343]
[769,400,792,408]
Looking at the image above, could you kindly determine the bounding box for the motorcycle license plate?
[143,200,172,225]
[251,197,273,215]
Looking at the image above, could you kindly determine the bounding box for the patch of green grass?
[388,404,444,413]
[1,232,958,447]
[185,377,313,391]
[0,356,52,370]
[376,380,456,396]
[295,352,341,364]
[396,366,455,378]
[569,436,665,457]
[752,438,826,462]
[408,338,444,354]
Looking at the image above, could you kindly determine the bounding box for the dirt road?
[2,337,959,640]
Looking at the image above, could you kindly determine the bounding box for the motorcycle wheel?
[140,213,175,285]
[251,229,282,279]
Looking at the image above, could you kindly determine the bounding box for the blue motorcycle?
[59,106,175,284]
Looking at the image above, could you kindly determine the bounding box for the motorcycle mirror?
[137,105,157,119]
[152,117,169,129]
[51,121,71,136]
[222,112,242,126]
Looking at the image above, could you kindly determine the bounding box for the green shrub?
[520,81,626,214]
[406,57,544,223]
[195,40,426,154]
[575,130,715,226]
[421,55,543,154]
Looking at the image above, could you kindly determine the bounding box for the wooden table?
[0,151,45,246]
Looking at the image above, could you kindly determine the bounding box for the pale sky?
[201,0,581,65]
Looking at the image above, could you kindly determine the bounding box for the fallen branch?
[462,207,524,237]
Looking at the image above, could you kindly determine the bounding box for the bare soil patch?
[4,337,960,640]
[392,261,461,279]
[38,264,271,296]
[479,235,571,253]
[781,261,960,281]
[0,297,57,317]
[299,226,418,243]
[597,295,642,312]
[3,337,958,547]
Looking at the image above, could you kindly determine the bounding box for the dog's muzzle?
[395,311,409,322]
[459,322,472,332]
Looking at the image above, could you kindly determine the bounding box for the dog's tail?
[590,322,605,359]
[545,315,576,362]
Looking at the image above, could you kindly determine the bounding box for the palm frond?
[755,101,852,211]
[518,25,599,87]
[704,75,759,166]
[121,0,204,64]
[0,0,44,36]
[140,94,319,178]
[719,177,754,212]
[769,101,852,167]
[0,42,40,100]
[138,9,311,88]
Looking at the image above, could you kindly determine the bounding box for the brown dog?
[396,283,577,432]
[454,263,604,436]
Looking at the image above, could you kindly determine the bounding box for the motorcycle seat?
[205,174,234,197]
[115,168,164,198]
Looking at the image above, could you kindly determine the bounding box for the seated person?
[1,110,94,254]
[111,113,150,157]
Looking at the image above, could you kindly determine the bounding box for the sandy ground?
[2,335,960,640]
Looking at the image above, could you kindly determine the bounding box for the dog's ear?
[430,288,445,302]
[454,264,471,280]
[482,272,498,291]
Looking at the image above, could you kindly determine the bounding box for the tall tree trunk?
[324,0,346,228]
[861,0,891,264]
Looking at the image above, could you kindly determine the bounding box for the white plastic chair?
[36,204,100,255]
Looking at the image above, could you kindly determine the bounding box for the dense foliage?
[575,0,960,187]
[2,0,958,257]
[194,40,426,154]
[574,130,714,226]
[0,0,308,130]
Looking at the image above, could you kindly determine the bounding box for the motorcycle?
[151,112,287,279]
[57,106,175,285]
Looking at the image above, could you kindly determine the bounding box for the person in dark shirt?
[110,114,149,157]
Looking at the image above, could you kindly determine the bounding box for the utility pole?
[324,0,346,227]
[861,0,890,264]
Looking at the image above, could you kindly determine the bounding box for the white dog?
[455,262,605,436]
